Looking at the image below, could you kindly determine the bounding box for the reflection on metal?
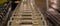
[49,0,60,10]
[7,0,47,26]
[46,0,60,26]
[50,0,58,9]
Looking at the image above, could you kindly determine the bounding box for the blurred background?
[0,0,60,26]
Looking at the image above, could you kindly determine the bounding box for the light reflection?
[51,4,58,9]
[50,0,57,4]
